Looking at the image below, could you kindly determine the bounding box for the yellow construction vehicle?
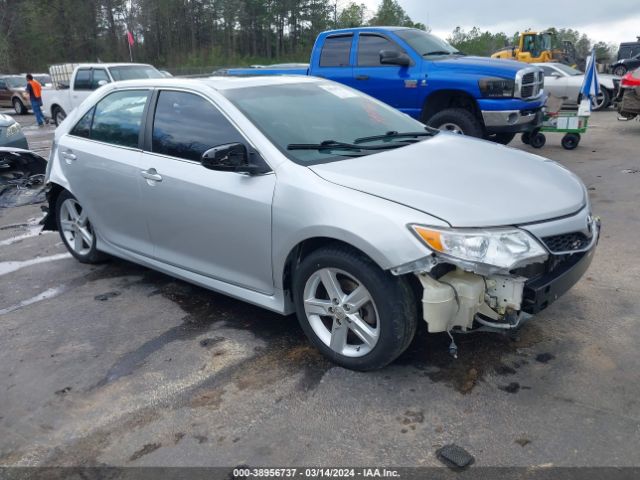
[492,30,577,66]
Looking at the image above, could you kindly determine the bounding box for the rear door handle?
[140,168,163,182]
[355,75,369,81]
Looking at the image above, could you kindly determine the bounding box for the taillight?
[621,70,640,87]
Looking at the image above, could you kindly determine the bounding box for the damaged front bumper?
[407,217,600,334]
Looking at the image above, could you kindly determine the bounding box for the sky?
[357,0,640,46]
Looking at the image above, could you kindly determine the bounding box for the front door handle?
[355,75,370,81]
[140,168,163,182]
[61,150,77,162]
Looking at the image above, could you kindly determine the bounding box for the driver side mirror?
[201,143,266,175]
[550,72,562,78]
[379,50,411,67]
[97,80,108,87]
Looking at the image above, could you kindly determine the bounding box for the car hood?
[430,55,526,77]
[309,134,586,227]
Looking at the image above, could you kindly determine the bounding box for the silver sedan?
[535,62,617,110]
[25,76,598,370]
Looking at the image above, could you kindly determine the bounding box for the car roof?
[109,75,322,91]
[73,63,154,69]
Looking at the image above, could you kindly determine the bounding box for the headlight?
[411,225,548,270]
[6,122,21,137]
[478,77,515,98]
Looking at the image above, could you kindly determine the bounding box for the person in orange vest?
[25,74,44,127]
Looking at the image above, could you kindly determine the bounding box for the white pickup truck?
[42,63,164,125]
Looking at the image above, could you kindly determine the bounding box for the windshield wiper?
[354,130,438,144]
[287,140,400,152]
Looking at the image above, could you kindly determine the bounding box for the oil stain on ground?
[397,322,546,394]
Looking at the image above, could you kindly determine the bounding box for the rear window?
[320,35,353,67]
[74,69,92,90]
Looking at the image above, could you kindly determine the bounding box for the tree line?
[0,0,617,74]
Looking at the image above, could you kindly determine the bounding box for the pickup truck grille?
[542,232,591,253]
[517,68,544,100]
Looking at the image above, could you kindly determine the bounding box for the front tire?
[293,245,417,371]
[13,98,27,115]
[56,191,106,264]
[426,108,484,138]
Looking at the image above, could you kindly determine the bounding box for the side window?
[74,69,92,90]
[358,35,400,66]
[91,69,110,89]
[152,91,245,162]
[91,90,149,148]
[69,107,95,138]
[319,35,353,67]
[0,80,6,89]
[541,66,556,76]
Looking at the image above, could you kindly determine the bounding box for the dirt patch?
[190,387,225,409]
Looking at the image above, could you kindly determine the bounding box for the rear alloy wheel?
[56,191,106,264]
[53,106,67,126]
[591,88,610,111]
[426,108,484,138]
[613,65,627,77]
[13,98,27,115]
[293,245,417,371]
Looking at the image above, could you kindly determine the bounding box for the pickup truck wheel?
[485,132,516,145]
[293,245,417,371]
[56,191,107,264]
[13,98,27,115]
[426,108,483,138]
[53,107,67,126]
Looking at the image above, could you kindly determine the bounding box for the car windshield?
[553,64,583,76]
[222,82,433,165]
[35,75,51,84]
[4,77,24,88]
[395,29,462,56]
[109,65,164,81]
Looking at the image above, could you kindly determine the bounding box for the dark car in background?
[611,52,640,77]
[0,75,32,114]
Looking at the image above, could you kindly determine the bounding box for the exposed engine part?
[417,268,527,334]
[484,274,526,315]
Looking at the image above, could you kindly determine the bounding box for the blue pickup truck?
[226,27,547,144]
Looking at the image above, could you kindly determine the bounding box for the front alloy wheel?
[293,245,417,370]
[303,268,380,357]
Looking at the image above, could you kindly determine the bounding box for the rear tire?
[52,106,67,126]
[292,245,418,371]
[13,98,27,115]
[55,191,107,264]
[426,108,484,138]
